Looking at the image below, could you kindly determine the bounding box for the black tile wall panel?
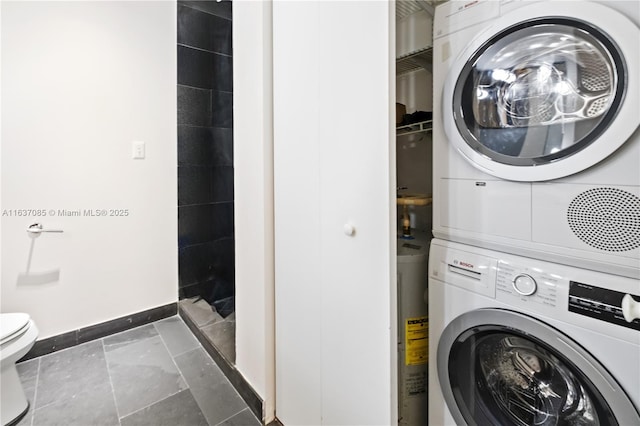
[211,91,233,128]
[179,204,214,247]
[178,126,233,167]
[178,46,232,92]
[178,166,234,206]
[179,244,216,287]
[178,237,235,289]
[210,202,234,241]
[212,53,233,92]
[208,278,234,303]
[177,0,234,307]
[211,166,234,203]
[178,85,211,126]
[178,4,232,55]
[208,236,235,284]
[178,45,214,89]
[211,128,233,166]
[181,278,233,304]
[178,126,215,166]
[178,202,233,247]
[178,166,212,206]
[179,282,210,300]
[179,1,232,20]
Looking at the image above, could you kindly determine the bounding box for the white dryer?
[428,238,640,425]
[432,0,640,278]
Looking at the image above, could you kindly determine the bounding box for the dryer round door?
[443,1,639,182]
[437,309,640,426]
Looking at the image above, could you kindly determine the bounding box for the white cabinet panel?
[273,1,322,424]
[274,1,395,424]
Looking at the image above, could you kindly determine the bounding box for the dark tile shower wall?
[177,1,234,307]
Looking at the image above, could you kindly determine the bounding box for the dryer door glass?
[447,327,617,426]
[453,20,625,166]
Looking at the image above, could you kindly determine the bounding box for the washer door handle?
[621,294,640,323]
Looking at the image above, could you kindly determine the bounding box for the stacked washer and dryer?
[429,1,640,425]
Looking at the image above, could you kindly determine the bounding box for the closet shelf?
[396,119,432,137]
[396,46,433,76]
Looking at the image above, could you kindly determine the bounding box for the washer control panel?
[569,281,640,331]
[496,261,559,308]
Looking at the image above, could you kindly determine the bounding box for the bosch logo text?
[454,259,474,268]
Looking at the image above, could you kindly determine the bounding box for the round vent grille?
[567,188,640,252]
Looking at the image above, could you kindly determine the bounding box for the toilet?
[1,313,38,426]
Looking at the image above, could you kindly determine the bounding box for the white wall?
[1,1,178,339]
[232,0,276,421]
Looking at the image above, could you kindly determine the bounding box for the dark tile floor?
[15,316,260,426]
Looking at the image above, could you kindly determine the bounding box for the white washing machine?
[432,0,640,279]
[428,238,640,425]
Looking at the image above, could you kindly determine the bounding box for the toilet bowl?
[1,313,38,426]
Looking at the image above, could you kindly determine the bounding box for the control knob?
[513,274,537,296]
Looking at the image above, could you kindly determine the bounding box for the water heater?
[397,233,430,425]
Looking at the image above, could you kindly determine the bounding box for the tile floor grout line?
[108,331,185,422]
[153,322,191,390]
[29,357,41,426]
[101,338,123,425]
[213,407,248,426]
[197,348,247,403]
[102,323,158,350]
[171,343,204,359]
[117,388,186,421]
[30,400,56,412]
[197,345,245,399]
[155,320,223,426]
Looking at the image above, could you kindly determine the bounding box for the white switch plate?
[132,141,145,159]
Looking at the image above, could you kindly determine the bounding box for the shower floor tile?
[179,297,236,363]
[179,297,223,328]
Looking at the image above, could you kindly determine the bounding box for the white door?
[273,1,396,424]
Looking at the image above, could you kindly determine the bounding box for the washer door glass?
[454,19,625,166]
[448,327,616,426]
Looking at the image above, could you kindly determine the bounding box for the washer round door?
[442,1,639,181]
[437,309,640,426]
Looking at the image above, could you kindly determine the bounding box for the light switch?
[132,141,145,159]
